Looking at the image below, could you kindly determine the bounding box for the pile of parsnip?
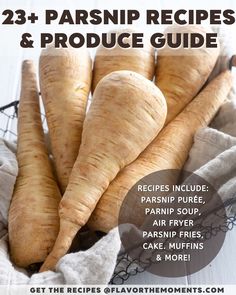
[8,25,233,272]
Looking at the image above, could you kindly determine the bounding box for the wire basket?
[1,100,236,285]
[0,101,19,140]
[110,209,236,284]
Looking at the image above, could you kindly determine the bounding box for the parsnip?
[92,28,155,91]
[8,61,61,268]
[39,46,92,193]
[40,70,167,271]
[88,70,233,232]
[156,25,220,124]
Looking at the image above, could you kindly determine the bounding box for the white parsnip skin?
[8,61,61,268]
[40,47,92,193]
[92,28,155,92]
[88,70,233,232]
[40,70,167,271]
[156,25,220,124]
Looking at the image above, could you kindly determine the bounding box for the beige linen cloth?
[1,27,236,285]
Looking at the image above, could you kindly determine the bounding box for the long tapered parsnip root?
[156,25,220,124]
[40,71,167,271]
[88,70,233,233]
[8,61,61,268]
[40,46,92,193]
[92,28,155,92]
